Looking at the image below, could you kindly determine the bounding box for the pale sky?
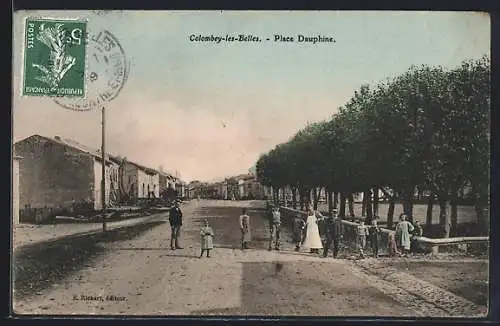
[12,11,490,182]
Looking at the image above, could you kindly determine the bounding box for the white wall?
[12,157,21,225]
[137,170,160,198]
[93,159,119,210]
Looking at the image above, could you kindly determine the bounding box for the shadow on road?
[13,221,166,300]
[192,261,402,316]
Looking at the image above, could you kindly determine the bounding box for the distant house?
[175,181,186,199]
[237,174,266,200]
[120,161,160,201]
[14,134,120,219]
[158,170,176,200]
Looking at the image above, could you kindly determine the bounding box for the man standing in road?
[323,209,343,258]
[268,207,282,251]
[169,200,183,250]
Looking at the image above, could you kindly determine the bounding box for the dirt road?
[13,200,487,317]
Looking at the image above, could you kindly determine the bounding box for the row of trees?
[256,57,490,237]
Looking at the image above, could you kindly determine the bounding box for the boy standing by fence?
[368,217,381,258]
[268,207,282,251]
[292,214,306,251]
[323,209,342,258]
[357,220,369,258]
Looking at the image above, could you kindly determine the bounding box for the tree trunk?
[282,187,287,207]
[347,193,355,218]
[402,188,414,224]
[426,194,433,226]
[313,187,320,210]
[298,186,304,211]
[459,186,465,201]
[333,192,339,209]
[387,196,395,229]
[474,189,489,236]
[339,193,346,219]
[291,187,297,209]
[450,187,459,237]
[373,188,379,217]
[438,194,450,238]
[327,188,333,215]
[361,192,367,217]
[366,189,373,219]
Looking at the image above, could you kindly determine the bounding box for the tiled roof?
[15,135,172,176]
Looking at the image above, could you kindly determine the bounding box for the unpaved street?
[13,200,488,317]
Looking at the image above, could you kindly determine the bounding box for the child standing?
[292,215,306,251]
[388,232,401,257]
[395,214,414,257]
[200,219,214,258]
[357,220,369,258]
[410,220,423,254]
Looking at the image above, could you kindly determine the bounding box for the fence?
[279,206,489,255]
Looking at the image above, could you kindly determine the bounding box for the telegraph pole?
[101,106,107,232]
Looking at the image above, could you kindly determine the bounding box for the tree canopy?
[256,57,490,236]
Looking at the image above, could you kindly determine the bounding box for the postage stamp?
[53,29,129,111]
[22,17,87,97]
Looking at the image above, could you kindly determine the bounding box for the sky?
[12,11,490,182]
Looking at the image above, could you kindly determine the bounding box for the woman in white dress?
[302,207,325,254]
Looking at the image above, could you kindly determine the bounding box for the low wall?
[279,206,489,255]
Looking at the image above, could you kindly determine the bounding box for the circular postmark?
[53,29,129,111]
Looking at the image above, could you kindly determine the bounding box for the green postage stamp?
[22,18,87,97]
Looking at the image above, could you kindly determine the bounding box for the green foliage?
[256,57,490,219]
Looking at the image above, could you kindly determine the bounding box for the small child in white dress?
[200,219,214,258]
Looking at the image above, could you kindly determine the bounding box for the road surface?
[13,200,487,317]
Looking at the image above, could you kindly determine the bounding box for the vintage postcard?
[11,10,490,317]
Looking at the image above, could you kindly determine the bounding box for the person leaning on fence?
[200,219,214,258]
[292,214,306,251]
[268,207,282,251]
[323,209,343,258]
[357,220,369,259]
[395,213,414,256]
[410,220,424,254]
[368,217,381,258]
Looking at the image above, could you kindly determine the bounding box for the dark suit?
[368,225,381,257]
[169,206,183,249]
[323,216,342,258]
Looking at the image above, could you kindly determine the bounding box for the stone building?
[14,135,121,220]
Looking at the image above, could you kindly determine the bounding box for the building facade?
[120,161,160,200]
[14,135,120,218]
[12,155,22,225]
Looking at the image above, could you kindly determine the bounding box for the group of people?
[265,203,344,258]
[354,213,424,258]
[262,203,425,259]
[169,199,425,260]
